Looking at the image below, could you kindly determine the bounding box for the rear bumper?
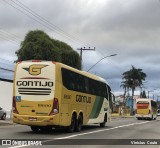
[12,113,59,126]
[135,114,152,119]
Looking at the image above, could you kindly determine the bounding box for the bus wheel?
[150,115,153,120]
[66,114,76,133]
[75,115,83,132]
[100,114,107,127]
[154,115,157,120]
[30,126,40,132]
[40,126,53,132]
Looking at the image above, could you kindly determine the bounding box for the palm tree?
[120,80,130,102]
[122,66,147,99]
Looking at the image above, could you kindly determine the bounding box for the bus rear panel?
[135,98,157,120]
[13,61,59,126]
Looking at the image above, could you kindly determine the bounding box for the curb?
[0,119,14,126]
[111,114,134,118]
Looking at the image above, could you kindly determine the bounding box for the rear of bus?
[12,61,60,127]
[135,98,152,120]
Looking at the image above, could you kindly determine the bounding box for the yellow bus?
[135,98,157,120]
[13,60,112,132]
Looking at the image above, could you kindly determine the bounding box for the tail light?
[17,61,22,64]
[49,98,59,115]
[12,96,19,114]
[32,60,42,62]
[148,109,151,114]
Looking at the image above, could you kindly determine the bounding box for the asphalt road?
[0,117,160,148]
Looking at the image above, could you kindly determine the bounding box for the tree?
[52,39,73,51]
[141,90,147,98]
[15,30,81,69]
[120,81,129,102]
[52,40,81,69]
[61,50,81,69]
[121,66,147,99]
[16,30,61,61]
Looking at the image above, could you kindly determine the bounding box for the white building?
[0,79,13,112]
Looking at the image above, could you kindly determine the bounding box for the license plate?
[29,117,37,121]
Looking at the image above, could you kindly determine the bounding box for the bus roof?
[16,61,109,85]
[57,62,108,84]
[136,98,156,102]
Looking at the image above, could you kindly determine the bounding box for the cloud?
[0,0,160,97]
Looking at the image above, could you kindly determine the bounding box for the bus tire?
[150,115,153,120]
[75,115,83,132]
[40,126,53,132]
[100,114,107,127]
[66,114,76,133]
[148,115,153,121]
[30,126,40,132]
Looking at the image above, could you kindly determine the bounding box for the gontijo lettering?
[76,95,91,103]
[16,81,53,87]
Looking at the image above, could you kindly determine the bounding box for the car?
[157,109,160,116]
[0,107,6,120]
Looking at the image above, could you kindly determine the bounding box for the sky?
[0,0,160,98]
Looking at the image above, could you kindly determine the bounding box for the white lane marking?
[8,121,150,148]
[55,121,150,139]
[8,146,28,148]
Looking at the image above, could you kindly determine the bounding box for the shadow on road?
[17,125,113,135]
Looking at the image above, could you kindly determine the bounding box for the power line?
[14,0,88,46]
[2,0,59,34]
[2,0,99,67]
[3,0,91,47]
[0,27,21,41]
[2,0,117,68]
[0,34,19,45]
[0,58,14,63]
[0,67,14,72]
[0,58,15,70]
[2,0,118,57]
[0,30,20,44]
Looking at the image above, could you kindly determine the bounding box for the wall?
[0,79,13,112]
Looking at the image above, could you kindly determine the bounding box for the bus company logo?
[23,64,47,76]
[2,140,11,145]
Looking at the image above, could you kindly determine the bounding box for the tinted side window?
[151,101,157,108]
[62,68,108,97]
[62,68,85,92]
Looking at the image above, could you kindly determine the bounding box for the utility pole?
[77,47,95,64]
